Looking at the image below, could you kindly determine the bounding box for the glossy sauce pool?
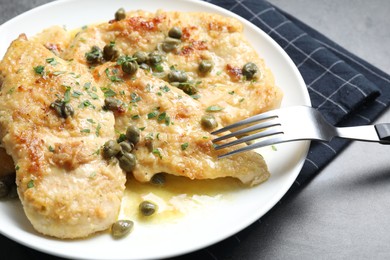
[118,174,244,223]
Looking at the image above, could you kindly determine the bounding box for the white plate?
[0,0,311,259]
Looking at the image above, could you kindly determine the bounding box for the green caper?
[168,70,188,83]
[104,97,123,111]
[133,51,148,64]
[168,26,182,39]
[85,46,103,64]
[201,114,218,130]
[198,60,213,74]
[119,141,134,153]
[0,181,9,198]
[50,100,74,119]
[139,200,157,216]
[242,62,258,80]
[148,51,163,66]
[102,140,121,159]
[115,8,126,21]
[161,37,181,52]
[150,173,166,185]
[121,60,138,75]
[171,82,198,95]
[118,152,136,172]
[103,43,119,61]
[126,125,140,145]
[111,220,134,238]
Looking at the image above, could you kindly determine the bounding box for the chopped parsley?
[181,143,189,151]
[63,86,71,103]
[157,111,167,122]
[46,57,58,66]
[78,100,95,109]
[87,91,99,100]
[117,133,127,143]
[152,148,162,159]
[104,68,123,82]
[130,92,141,103]
[206,105,224,112]
[72,90,83,98]
[101,87,116,97]
[160,86,170,92]
[27,180,34,189]
[83,82,91,90]
[147,111,158,119]
[80,129,91,133]
[95,123,101,137]
[33,65,45,75]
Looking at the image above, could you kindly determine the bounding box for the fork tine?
[217,135,287,159]
[211,110,278,135]
[213,125,283,150]
[213,117,280,143]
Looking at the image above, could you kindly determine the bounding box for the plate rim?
[0,0,311,259]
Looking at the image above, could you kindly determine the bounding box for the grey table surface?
[1,0,390,259]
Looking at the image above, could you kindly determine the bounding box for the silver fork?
[212,106,390,158]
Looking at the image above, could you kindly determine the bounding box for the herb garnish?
[206,105,224,112]
[33,65,45,75]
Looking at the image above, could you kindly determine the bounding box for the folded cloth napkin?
[176,0,390,258]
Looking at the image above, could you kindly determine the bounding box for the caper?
[103,43,119,61]
[198,60,213,74]
[102,140,121,159]
[201,114,218,130]
[85,46,103,64]
[139,200,157,216]
[50,100,74,119]
[111,220,134,238]
[126,125,140,145]
[242,62,258,80]
[168,70,188,83]
[171,82,198,95]
[104,97,123,111]
[115,8,126,21]
[118,152,136,172]
[148,51,163,66]
[150,173,165,185]
[168,26,182,39]
[0,181,9,198]
[119,141,134,153]
[121,60,138,75]
[133,51,148,64]
[161,37,181,52]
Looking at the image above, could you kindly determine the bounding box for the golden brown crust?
[0,10,282,238]
[0,36,125,238]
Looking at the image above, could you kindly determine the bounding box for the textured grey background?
[1,0,390,259]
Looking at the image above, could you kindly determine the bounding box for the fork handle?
[375,123,390,143]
